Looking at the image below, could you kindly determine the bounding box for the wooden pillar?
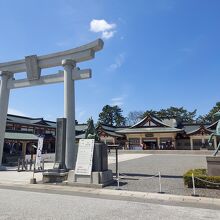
[190,138,193,150]
[214,137,217,149]
[157,137,160,149]
[22,141,27,159]
[202,137,205,148]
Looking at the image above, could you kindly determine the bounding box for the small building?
[176,122,217,150]
[97,124,126,147]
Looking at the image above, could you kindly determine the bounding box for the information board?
[75,139,95,175]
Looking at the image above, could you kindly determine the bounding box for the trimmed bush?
[183,169,220,189]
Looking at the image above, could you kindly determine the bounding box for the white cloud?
[8,108,26,116]
[111,97,124,106]
[102,31,116,39]
[90,19,116,39]
[109,53,125,71]
[90,19,116,32]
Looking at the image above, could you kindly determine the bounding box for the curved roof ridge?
[206,120,218,129]
[131,114,171,128]
[186,124,212,135]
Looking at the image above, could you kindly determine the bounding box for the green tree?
[142,109,158,119]
[142,106,197,123]
[160,107,197,122]
[98,105,126,126]
[200,102,220,123]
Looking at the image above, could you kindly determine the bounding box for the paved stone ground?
[108,153,220,198]
[0,154,148,184]
[108,153,150,164]
[1,152,220,198]
[0,188,219,220]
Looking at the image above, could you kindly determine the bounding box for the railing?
[17,158,44,172]
[116,171,163,193]
[191,173,220,196]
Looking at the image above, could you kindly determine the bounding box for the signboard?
[145,133,154,138]
[35,137,44,169]
[75,139,95,175]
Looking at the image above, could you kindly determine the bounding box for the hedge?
[183,169,220,189]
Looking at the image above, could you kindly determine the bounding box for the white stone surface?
[108,153,151,164]
[0,163,53,184]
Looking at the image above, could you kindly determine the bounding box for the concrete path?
[0,188,219,220]
[0,153,150,184]
[108,153,151,164]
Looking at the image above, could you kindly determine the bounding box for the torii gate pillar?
[62,59,76,169]
[0,71,11,168]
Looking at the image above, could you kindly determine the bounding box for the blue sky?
[0,0,220,123]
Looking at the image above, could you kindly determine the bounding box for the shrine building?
[97,114,218,150]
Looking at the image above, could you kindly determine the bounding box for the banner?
[35,137,44,169]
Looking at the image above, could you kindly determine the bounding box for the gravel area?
[107,154,220,198]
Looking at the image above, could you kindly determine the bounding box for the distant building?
[3,113,218,164]
[97,124,126,146]
[97,114,218,150]
[117,114,181,150]
[2,114,87,164]
[177,122,217,150]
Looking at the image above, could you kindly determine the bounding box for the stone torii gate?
[0,39,104,169]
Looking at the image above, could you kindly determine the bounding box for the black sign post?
[108,144,120,189]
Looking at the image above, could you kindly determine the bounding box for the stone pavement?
[108,153,150,164]
[0,153,148,185]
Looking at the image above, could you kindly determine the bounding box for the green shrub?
[183,169,220,189]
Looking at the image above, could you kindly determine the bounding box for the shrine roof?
[5,132,39,140]
[182,124,214,135]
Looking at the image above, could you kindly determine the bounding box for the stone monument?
[43,118,68,183]
[54,118,67,170]
[207,111,220,176]
[68,118,113,187]
[0,39,103,171]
